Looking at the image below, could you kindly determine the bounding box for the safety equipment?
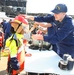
[7,45,25,75]
[10,15,28,40]
[7,43,25,75]
[6,33,25,75]
[11,15,28,25]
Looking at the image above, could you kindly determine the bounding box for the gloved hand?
[10,57,20,70]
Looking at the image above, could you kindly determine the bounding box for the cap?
[11,15,28,25]
[51,4,67,14]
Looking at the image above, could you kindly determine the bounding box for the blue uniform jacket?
[5,22,11,33]
[2,21,7,33]
[34,15,74,58]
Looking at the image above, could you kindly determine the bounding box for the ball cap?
[51,4,67,14]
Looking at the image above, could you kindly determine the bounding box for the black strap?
[10,22,22,42]
[15,22,22,32]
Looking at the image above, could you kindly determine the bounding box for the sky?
[26,0,74,15]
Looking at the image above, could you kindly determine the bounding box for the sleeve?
[44,21,74,44]
[34,15,54,23]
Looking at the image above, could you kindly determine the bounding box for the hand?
[35,22,52,28]
[17,14,34,20]
[25,15,34,20]
[33,23,38,28]
[26,53,32,57]
[36,30,43,34]
[38,27,43,31]
[32,34,44,40]
[34,22,40,25]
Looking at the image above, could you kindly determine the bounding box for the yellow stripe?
[18,45,24,53]
[14,20,21,23]
[14,20,26,26]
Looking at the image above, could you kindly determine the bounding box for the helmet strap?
[10,22,22,41]
[15,22,22,32]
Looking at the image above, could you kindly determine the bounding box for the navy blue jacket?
[34,15,74,58]
[5,22,11,33]
[2,21,7,33]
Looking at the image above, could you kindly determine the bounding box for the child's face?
[11,22,25,34]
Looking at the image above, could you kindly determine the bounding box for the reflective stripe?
[18,44,25,53]
[11,55,17,58]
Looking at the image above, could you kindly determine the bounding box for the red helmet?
[11,15,28,25]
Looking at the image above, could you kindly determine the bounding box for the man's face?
[53,12,65,22]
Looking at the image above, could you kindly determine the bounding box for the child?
[5,15,28,75]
